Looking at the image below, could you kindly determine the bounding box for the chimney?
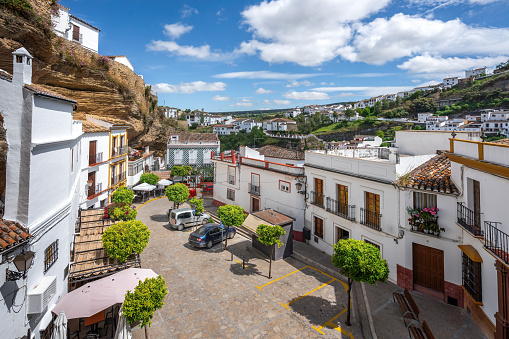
[220,152,224,161]
[211,151,214,159]
[12,47,32,85]
[231,150,236,164]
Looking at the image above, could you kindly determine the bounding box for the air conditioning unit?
[27,276,57,314]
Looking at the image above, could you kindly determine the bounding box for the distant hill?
[213,102,352,116]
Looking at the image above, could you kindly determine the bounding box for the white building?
[418,112,434,123]
[212,146,307,239]
[351,135,383,147]
[166,133,219,169]
[443,77,459,88]
[238,119,263,132]
[285,107,302,118]
[52,6,100,53]
[127,147,158,188]
[263,118,298,131]
[163,107,178,119]
[105,55,134,71]
[213,124,237,136]
[427,119,466,131]
[395,130,481,156]
[466,67,489,78]
[0,48,82,338]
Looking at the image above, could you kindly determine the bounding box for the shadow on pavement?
[287,294,348,328]
[150,213,168,222]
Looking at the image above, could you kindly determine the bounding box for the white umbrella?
[114,305,132,339]
[50,311,67,339]
[132,183,156,191]
[157,179,172,186]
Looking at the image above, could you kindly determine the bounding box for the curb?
[135,196,165,210]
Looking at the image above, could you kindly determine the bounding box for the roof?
[397,154,458,195]
[87,114,130,126]
[104,55,127,58]
[168,132,219,142]
[152,171,172,180]
[0,220,32,253]
[252,209,294,226]
[24,84,77,103]
[491,138,509,146]
[69,14,101,31]
[257,145,305,160]
[0,69,12,81]
[81,120,109,133]
[213,124,234,128]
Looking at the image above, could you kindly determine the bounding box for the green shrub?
[102,220,150,262]
[140,173,159,185]
[123,276,168,328]
[112,205,137,221]
[189,197,204,215]
[112,186,134,204]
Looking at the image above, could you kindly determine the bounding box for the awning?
[458,245,483,262]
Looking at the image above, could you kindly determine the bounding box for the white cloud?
[240,0,391,66]
[338,73,396,78]
[255,87,275,94]
[213,71,324,80]
[147,40,221,60]
[320,82,335,85]
[398,54,509,74]
[262,99,292,106]
[312,86,414,96]
[180,5,198,18]
[212,95,230,101]
[284,91,330,100]
[285,80,315,87]
[163,23,193,39]
[342,14,509,65]
[153,81,227,94]
[409,0,501,5]
[231,102,255,107]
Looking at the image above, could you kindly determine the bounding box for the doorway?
[413,243,444,294]
[251,197,260,213]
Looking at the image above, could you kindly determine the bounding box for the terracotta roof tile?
[24,84,76,103]
[257,145,305,160]
[252,209,294,226]
[0,220,32,252]
[0,69,12,81]
[397,154,458,195]
[81,121,109,133]
[168,132,219,142]
[87,114,131,126]
[152,171,172,180]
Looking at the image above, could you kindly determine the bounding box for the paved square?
[132,198,360,338]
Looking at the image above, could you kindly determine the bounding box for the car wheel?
[202,219,209,225]
[206,240,213,249]
[228,231,235,239]
[178,224,184,231]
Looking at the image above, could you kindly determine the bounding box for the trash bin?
[303,227,311,240]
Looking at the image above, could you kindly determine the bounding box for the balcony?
[111,145,128,158]
[484,221,509,264]
[457,202,483,237]
[326,197,355,221]
[310,191,324,208]
[89,152,103,166]
[360,208,382,231]
[409,216,441,236]
[87,183,103,199]
[111,172,126,186]
[248,183,260,196]
[228,175,235,185]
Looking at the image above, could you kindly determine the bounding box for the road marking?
[313,308,354,338]
[281,278,336,308]
[371,297,394,316]
[307,266,348,290]
[255,266,309,290]
[135,196,165,210]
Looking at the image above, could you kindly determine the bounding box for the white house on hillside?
[163,107,178,119]
[466,67,489,78]
[0,47,82,338]
[52,6,100,53]
[105,55,134,71]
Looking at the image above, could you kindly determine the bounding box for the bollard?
[242,257,245,269]
[231,252,233,262]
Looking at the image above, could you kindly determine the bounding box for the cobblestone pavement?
[132,197,361,338]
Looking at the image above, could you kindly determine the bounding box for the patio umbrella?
[114,305,132,339]
[132,183,156,191]
[50,311,67,339]
[157,179,172,186]
[52,268,158,319]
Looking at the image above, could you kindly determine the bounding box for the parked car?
[168,208,211,231]
[188,223,236,249]
[202,184,213,193]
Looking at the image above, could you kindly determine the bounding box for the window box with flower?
[407,206,444,236]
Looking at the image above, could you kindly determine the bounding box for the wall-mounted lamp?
[6,250,35,281]
[295,182,303,191]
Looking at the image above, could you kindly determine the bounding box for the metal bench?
[408,320,435,339]
[393,288,420,326]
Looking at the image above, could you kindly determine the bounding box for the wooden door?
[314,216,324,238]
[252,197,260,213]
[89,140,97,165]
[413,243,444,293]
[72,25,80,41]
[314,178,324,206]
[337,184,348,215]
[88,172,95,197]
[365,192,380,226]
[473,180,481,228]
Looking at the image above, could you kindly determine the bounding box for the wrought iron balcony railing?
[111,172,126,186]
[89,152,103,166]
[111,145,128,158]
[310,191,325,208]
[484,221,508,264]
[360,208,382,231]
[457,202,483,237]
[248,183,260,196]
[326,197,355,221]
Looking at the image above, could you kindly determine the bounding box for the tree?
[102,220,151,263]
[361,107,371,117]
[140,173,159,185]
[178,112,187,121]
[171,165,191,177]
[123,276,168,339]
[256,224,286,279]
[217,204,247,250]
[165,183,189,209]
[199,111,204,124]
[375,130,385,139]
[344,108,354,120]
[373,101,382,116]
[331,239,389,326]
[189,197,204,215]
[409,97,439,113]
[112,186,134,204]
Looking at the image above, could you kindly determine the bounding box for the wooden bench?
[393,288,420,326]
[408,320,435,339]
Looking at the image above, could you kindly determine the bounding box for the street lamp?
[6,250,35,281]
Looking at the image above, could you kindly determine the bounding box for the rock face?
[0,1,172,157]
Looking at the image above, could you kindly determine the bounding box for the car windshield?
[194,226,210,236]
[170,212,175,219]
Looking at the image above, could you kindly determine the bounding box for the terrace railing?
[484,221,508,264]
[457,202,483,237]
[326,197,355,221]
[248,183,260,196]
[310,191,324,208]
[360,208,382,231]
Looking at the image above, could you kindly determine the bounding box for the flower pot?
[424,229,428,233]
[434,231,439,236]
[412,226,418,231]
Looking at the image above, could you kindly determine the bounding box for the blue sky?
[64,0,509,112]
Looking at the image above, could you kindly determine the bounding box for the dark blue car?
[188,223,236,249]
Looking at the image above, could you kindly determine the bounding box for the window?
[227,189,235,201]
[228,166,235,185]
[462,252,482,302]
[364,239,381,252]
[336,226,349,243]
[280,181,290,193]
[44,240,59,272]
[16,55,22,63]
[314,216,324,239]
[413,192,437,209]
